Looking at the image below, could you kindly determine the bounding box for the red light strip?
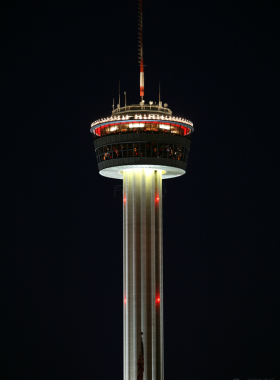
[94,121,190,136]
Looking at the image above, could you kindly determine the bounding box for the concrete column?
[123,168,163,380]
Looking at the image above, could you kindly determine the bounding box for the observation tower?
[90,2,194,380]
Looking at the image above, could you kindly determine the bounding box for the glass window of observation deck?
[96,142,189,164]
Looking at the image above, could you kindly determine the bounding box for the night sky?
[3,0,280,379]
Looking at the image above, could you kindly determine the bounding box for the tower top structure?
[90,0,194,180]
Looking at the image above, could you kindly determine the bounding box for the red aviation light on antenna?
[124,298,127,304]
[156,297,160,304]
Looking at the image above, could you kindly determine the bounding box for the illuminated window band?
[91,120,192,137]
[95,141,189,164]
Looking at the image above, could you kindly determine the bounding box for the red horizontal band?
[93,121,191,137]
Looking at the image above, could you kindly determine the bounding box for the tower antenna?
[138,0,144,102]
[118,80,121,109]
[159,81,161,107]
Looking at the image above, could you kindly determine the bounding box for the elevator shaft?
[123,168,163,380]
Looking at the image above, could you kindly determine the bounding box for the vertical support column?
[154,170,163,380]
[160,183,164,380]
[123,171,127,380]
[123,168,163,380]
[150,171,156,380]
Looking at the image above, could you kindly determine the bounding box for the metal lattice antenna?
[138,0,144,102]
[119,80,120,109]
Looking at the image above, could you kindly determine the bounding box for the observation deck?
[90,103,194,179]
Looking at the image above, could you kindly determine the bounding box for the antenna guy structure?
[89,2,194,379]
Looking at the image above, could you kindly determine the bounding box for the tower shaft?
[123,168,164,380]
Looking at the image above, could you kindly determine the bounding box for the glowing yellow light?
[159,124,170,130]
[129,123,144,128]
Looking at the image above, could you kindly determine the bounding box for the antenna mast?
[118,80,121,109]
[138,0,144,102]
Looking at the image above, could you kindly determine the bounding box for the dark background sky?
[3,0,280,379]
